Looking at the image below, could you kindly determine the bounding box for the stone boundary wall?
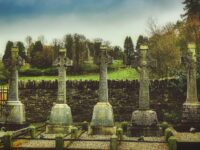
[17,79,197,123]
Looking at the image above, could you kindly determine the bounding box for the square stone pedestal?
[127,125,162,137]
[131,110,158,126]
[91,102,114,127]
[46,124,72,134]
[88,126,116,135]
[6,101,25,124]
[49,104,73,125]
[90,102,115,135]
[129,110,161,137]
[182,103,200,124]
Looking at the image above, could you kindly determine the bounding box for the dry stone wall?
[18,79,190,123]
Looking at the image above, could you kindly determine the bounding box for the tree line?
[2,34,124,74]
[123,0,200,78]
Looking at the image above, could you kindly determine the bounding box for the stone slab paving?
[175,132,200,142]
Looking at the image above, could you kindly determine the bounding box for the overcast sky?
[0,0,184,54]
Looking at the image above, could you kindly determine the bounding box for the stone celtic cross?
[91,44,114,129]
[53,48,73,104]
[181,43,199,104]
[8,44,23,102]
[131,45,156,110]
[98,45,112,102]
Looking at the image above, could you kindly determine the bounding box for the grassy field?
[19,68,139,81]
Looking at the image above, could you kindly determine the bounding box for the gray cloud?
[0,0,184,54]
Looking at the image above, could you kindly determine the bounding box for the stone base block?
[88,126,116,135]
[6,101,25,124]
[46,124,72,134]
[48,104,73,125]
[131,110,158,126]
[127,125,162,137]
[91,102,114,127]
[182,103,200,124]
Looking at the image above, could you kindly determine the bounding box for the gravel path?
[80,133,111,139]
[68,133,111,149]
[118,142,168,150]
[123,135,166,142]
[14,133,168,150]
[37,132,71,139]
[16,140,55,148]
[68,141,110,149]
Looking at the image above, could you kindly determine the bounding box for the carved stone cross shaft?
[53,48,72,104]
[182,43,199,103]
[8,44,23,102]
[98,45,112,103]
[131,45,156,110]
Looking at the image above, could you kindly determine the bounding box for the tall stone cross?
[98,45,112,102]
[131,45,156,110]
[5,43,25,124]
[181,43,199,103]
[90,45,114,130]
[8,43,23,102]
[53,48,73,104]
[47,47,73,131]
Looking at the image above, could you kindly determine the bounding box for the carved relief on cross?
[131,45,157,71]
[181,43,198,66]
[53,48,73,104]
[96,45,113,65]
[53,48,73,68]
[181,43,199,103]
[5,43,23,70]
[131,45,157,110]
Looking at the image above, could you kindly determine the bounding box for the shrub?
[160,121,170,131]
[0,61,9,84]
[81,63,99,74]
[43,68,58,76]
[163,112,180,123]
[164,128,174,141]
[0,74,8,84]
[19,68,43,76]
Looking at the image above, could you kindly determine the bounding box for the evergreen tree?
[123,36,134,65]
[136,35,149,51]
[52,38,60,61]
[17,41,26,60]
[3,41,26,69]
[182,0,200,55]
[64,34,73,59]
[32,41,43,53]
[64,33,88,73]
[183,0,200,19]
[30,41,44,68]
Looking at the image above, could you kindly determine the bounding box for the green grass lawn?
[19,60,139,81]
[19,68,139,81]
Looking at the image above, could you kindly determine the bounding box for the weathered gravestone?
[46,48,73,133]
[129,45,160,136]
[181,43,200,124]
[90,45,116,135]
[4,44,26,124]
